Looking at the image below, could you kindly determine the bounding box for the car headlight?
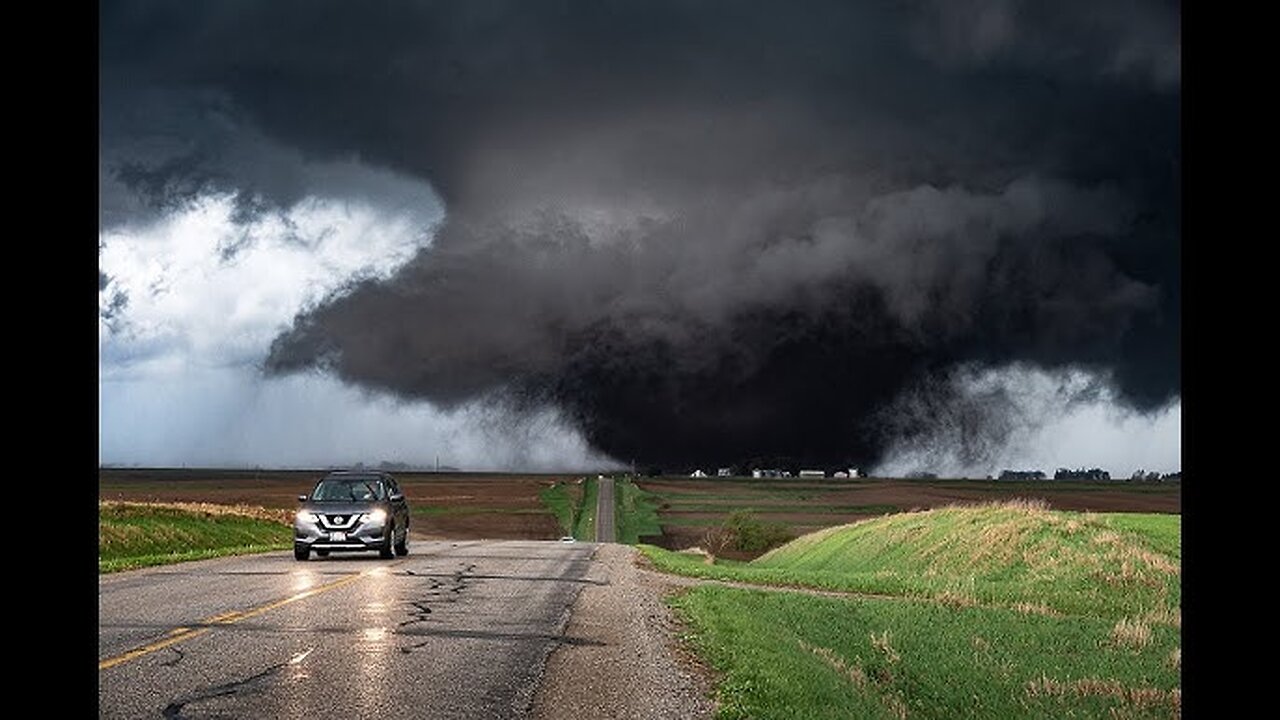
[360,508,387,524]
[296,511,319,523]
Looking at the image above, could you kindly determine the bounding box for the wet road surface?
[99,540,601,719]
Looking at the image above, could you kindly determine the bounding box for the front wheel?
[294,545,310,561]
[379,523,395,559]
[394,525,409,556]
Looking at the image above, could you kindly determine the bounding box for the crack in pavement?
[159,647,186,668]
[396,562,475,639]
[161,661,286,719]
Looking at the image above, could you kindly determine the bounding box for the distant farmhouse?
[798,469,825,478]
[717,467,732,477]
[999,470,1045,481]
[1054,467,1111,481]
[690,469,708,477]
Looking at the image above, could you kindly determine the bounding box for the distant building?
[999,469,1045,481]
[717,468,732,477]
[1053,467,1111,481]
[833,471,848,478]
[691,469,708,477]
[848,468,861,478]
[798,470,825,478]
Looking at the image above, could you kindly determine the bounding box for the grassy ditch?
[539,480,582,536]
[614,478,663,544]
[648,500,1181,718]
[643,501,1179,620]
[572,477,599,540]
[99,502,292,573]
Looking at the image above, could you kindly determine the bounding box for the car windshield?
[311,477,386,502]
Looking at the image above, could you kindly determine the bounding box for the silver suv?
[294,471,411,561]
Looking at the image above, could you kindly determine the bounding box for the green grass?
[651,500,1181,718]
[99,503,292,573]
[573,477,598,540]
[1102,513,1181,562]
[614,478,663,544]
[671,587,1181,720]
[642,502,1180,620]
[539,482,579,535]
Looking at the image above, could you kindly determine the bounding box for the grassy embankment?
[613,478,663,543]
[642,500,1181,719]
[99,502,293,573]
[539,480,583,536]
[536,477,603,540]
[572,477,599,540]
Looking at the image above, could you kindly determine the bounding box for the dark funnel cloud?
[102,0,1180,470]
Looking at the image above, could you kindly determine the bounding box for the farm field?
[99,468,574,540]
[638,476,1180,559]
[100,469,1179,552]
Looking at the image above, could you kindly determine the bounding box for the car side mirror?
[389,493,404,502]
[297,494,308,502]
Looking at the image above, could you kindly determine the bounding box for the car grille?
[318,513,361,530]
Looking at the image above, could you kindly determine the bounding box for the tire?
[394,525,409,556]
[380,523,395,559]
[294,545,310,561]
[315,549,330,557]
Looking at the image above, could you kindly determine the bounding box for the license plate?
[330,532,346,542]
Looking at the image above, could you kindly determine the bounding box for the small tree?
[724,510,795,553]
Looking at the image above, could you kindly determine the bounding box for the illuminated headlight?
[296,511,319,523]
[360,508,387,524]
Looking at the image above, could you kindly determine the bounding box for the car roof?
[320,471,392,479]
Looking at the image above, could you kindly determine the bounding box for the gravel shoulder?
[531,543,717,720]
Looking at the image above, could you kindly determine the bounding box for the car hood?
[300,501,384,515]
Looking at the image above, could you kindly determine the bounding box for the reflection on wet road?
[99,540,600,719]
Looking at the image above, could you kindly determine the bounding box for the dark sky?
[100,0,1180,471]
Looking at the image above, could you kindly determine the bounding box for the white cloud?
[98,171,619,470]
[99,184,441,377]
[872,364,1181,478]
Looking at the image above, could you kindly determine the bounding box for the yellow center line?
[99,562,399,671]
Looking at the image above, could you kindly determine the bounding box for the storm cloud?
[101,1,1180,471]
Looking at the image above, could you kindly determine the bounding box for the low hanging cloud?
[100,367,615,471]
[871,363,1182,477]
[101,1,1180,472]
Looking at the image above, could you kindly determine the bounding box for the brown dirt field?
[641,477,1180,514]
[99,470,1179,546]
[99,468,582,540]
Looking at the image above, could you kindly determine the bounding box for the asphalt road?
[99,540,601,719]
[594,477,616,543]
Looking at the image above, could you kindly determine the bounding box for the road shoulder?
[531,543,716,720]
